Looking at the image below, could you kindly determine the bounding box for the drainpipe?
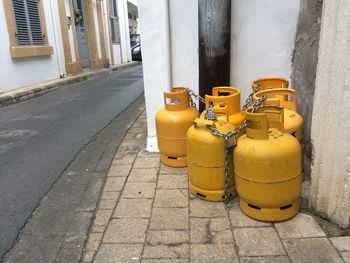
[162,0,172,91]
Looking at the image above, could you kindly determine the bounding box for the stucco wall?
[231,0,301,105]
[118,0,132,63]
[309,0,350,228]
[0,0,62,93]
[291,0,323,179]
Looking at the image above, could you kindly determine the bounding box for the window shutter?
[12,0,31,45]
[110,17,120,44]
[12,0,44,46]
[27,0,44,45]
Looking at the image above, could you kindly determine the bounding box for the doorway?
[73,0,90,68]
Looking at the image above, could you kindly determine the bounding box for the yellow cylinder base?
[189,181,237,202]
[160,154,187,167]
[239,199,299,222]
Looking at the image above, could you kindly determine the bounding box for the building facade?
[0,0,133,93]
[127,1,138,34]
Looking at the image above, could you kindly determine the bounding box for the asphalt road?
[0,64,144,259]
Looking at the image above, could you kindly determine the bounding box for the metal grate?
[12,0,44,46]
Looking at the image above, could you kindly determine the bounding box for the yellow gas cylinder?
[234,106,302,222]
[200,87,244,126]
[252,77,289,91]
[187,118,237,201]
[156,87,199,167]
[253,88,304,144]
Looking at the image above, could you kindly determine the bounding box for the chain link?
[186,88,205,109]
[207,94,266,206]
[186,86,266,205]
[242,82,261,111]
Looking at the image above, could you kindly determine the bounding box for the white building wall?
[169,0,198,96]
[231,0,300,105]
[119,0,131,62]
[139,0,301,150]
[48,0,66,76]
[0,1,62,93]
[113,45,122,64]
[138,0,174,151]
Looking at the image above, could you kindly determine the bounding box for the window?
[109,0,120,44]
[3,0,53,58]
[12,0,44,46]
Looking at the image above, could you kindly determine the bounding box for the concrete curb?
[0,61,140,108]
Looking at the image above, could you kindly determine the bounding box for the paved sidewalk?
[82,111,349,263]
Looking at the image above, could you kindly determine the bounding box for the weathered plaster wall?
[291,0,323,178]
[231,0,301,106]
[310,0,350,227]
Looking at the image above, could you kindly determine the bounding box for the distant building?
[127,1,138,34]
[0,0,135,93]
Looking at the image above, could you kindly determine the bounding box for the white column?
[138,0,172,151]
[310,0,350,228]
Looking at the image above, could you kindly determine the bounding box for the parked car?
[130,34,142,61]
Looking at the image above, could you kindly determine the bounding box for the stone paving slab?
[146,230,189,245]
[189,198,226,218]
[94,244,143,263]
[128,168,158,182]
[82,110,350,263]
[275,213,326,239]
[234,227,286,256]
[228,206,271,228]
[150,208,189,230]
[103,218,149,243]
[240,256,290,263]
[190,244,239,263]
[154,189,188,208]
[142,260,189,263]
[108,164,133,177]
[330,236,350,252]
[190,217,233,244]
[143,244,189,259]
[113,198,153,218]
[342,252,350,263]
[157,173,188,189]
[283,238,343,263]
[121,182,156,199]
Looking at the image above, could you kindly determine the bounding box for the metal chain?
[208,95,267,206]
[186,88,205,108]
[242,82,261,111]
[185,86,266,205]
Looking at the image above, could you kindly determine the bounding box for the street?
[0,64,144,260]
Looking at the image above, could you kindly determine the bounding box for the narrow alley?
[0,64,144,260]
